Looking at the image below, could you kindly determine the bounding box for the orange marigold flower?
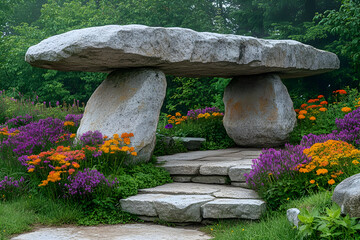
[299,110,307,115]
[320,160,329,167]
[64,121,75,126]
[308,99,320,103]
[38,180,49,187]
[167,115,172,118]
[316,168,328,175]
[68,169,75,175]
[28,168,35,173]
[342,107,351,113]
[333,89,347,95]
[298,114,306,120]
[319,108,327,112]
[352,160,359,165]
[310,180,315,184]
[121,133,129,138]
[103,135,108,139]
[331,174,337,178]
[70,134,76,138]
[175,112,181,117]
[175,122,181,125]
[317,95,324,99]
[129,133,134,137]
[72,162,80,168]
[309,116,316,121]
[300,103,308,109]
[328,179,335,185]
[295,109,300,113]
[131,152,137,156]
[320,101,328,105]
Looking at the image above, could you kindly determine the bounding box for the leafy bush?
[298,205,360,240]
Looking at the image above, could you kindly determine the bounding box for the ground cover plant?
[157,106,235,151]
[0,103,172,239]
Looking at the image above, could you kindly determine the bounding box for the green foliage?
[262,177,312,211]
[164,77,230,114]
[153,135,187,156]
[298,205,360,240]
[78,197,138,226]
[113,175,138,199]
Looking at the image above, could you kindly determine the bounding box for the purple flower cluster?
[187,107,222,119]
[0,176,25,193]
[79,130,103,146]
[65,114,83,127]
[1,117,67,156]
[5,114,33,128]
[300,133,340,148]
[65,169,116,196]
[245,144,310,189]
[333,108,360,145]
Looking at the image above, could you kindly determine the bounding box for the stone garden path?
[121,148,266,222]
[12,148,263,240]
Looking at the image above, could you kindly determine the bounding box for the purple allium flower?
[65,169,116,196]
[165,124,173,129]
[79,130,103,146]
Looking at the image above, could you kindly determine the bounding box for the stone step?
[120,182,266,223]
[157,148,261,186]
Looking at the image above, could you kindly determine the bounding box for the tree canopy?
[0,0,358,112]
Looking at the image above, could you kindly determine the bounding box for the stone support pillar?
[223,74,296,147]
[76,68,167,161]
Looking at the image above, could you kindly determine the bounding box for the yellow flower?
[310,180,315,184]
[352,160,359,165]
[298,114,306,120]
[309,116,316,121]
[328,179,335,185]
[342,107,352,113]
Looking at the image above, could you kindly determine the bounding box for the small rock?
[287,208,301,227]
[332,173,360,217]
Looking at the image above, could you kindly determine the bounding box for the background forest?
[0,0,359,113]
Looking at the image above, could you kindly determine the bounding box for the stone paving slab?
[229,165,253,182]
[138,182,259,198]
[11,224,211,240]
[199,161,240,175]
[191,176,228,184]
[157,148,242,162]
[201,199,266,219]
[138,183,222,195]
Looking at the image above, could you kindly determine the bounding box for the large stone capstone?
[223,74,296,147]
[25,25,339,78]
[76,68,166,161]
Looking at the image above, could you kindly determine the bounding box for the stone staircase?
[120,148,266,223]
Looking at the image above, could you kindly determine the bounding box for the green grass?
[0,194,80,240]
[203,191,333,240]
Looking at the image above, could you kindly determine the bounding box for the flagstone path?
[121,148,266,223]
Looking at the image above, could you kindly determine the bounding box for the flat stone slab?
[138,182,259,198]
[157,148,242,162]
[11,224,211,240]
[26,25,339,78]
[191,176,228,184]
[229,165,253,182]
[201,199,266,219]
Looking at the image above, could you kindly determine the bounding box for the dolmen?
[25,25,340,161]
